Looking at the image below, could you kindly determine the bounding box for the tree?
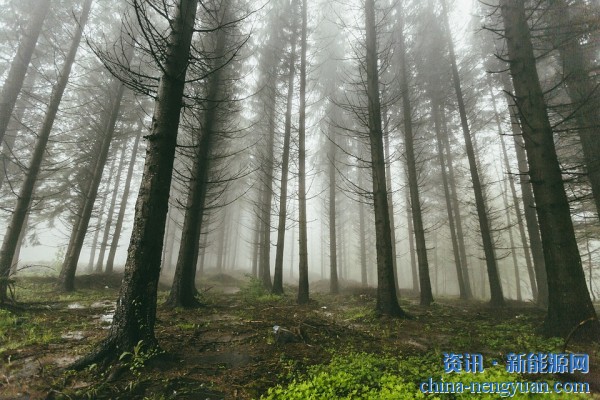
[105,127,142,273]
[441,0,504,306]
[167,0,236,307]
[364,0,406,316]
[395,4,433,306]
[546,0,600,222]
[0,0,50,147]
[273,14,298,295]
[498,0,598,337]
[72,0,199,368]
[0,0,93,303]
[297,0,310,304]
[58,27,133,291]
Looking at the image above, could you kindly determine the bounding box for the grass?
[1,273,599,399]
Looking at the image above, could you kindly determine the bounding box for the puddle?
[67,303,85,309]
[98,313,114,329]
[90,300,115,309]
[61,331,85,341]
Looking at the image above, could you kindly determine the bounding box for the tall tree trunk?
[358,167,368,287]
[500,73,548,307]
[0,0,50,146]
[251,205,260,277]
[488,79,537,301]
[258,94,276,290]
[297,0,309,305]
[383,117,400,295]
[87,171,113,272]
[440,106,472,295]
[502,176,522,301]
[162,206,176,271]
[328,128,339,294]
[397,9,432,305]
[71,0,199,368]
[499,0,598,337]
[0,0,93,302]
[430,97,469,299]
[365,0,405,317]
[10,212,29,276]
[442,0,503,306]
[273,34,297,295]
[59,21,134,290]
[105,128,142,273]
[547,0,600,221]
[167,7,229,307]
[0,69,38,192]
[95,141,128,273]
[406,196,418,293]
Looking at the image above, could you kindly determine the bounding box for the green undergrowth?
[262,351,587,399]
[239,276,284,303]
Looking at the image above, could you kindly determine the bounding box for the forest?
[0,0,599,398]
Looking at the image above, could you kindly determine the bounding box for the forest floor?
[1,271,600,399]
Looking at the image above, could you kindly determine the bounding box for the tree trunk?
[499,0,598,337]
[501,176,522,301]
[547,0,600,221]
[501,73,548,307]
[0,0,92,302]
[397,10,432,306]
[358,179,368,286]
[71,0,199,368]
[0,0,50,146]
[365,0,405,317]
[406,195,418,293]
[488,79,536,301]
[383,116,400,295]
[167,7,229,307]
[442,0,503,307]
[95,141,128,273]
[105,128,142,273]
[0,69,38,192]
[87,167,112,272]
[430,96,469,299]
[273,34,297,295]
[440,106,472,296]
[59,83,126,289]
[10,212,29,276]
[297,0,309,305]
[328,127,339,294]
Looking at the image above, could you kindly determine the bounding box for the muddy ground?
[1,272,599,399]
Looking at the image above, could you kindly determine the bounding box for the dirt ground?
[1,272,599,399]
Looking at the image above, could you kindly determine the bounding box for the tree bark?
[167,6,229,307]
[440,106,472,296]
[500,73,548,307]
[71,0,198,368]
[297,0,309,305]
[547,0,600,221]
[95,141,128,273]
[442,0,503,306]
[499,0,598,337]
[0,0,50,147]
[488,79,536,301]
[430,96,469,299]
[383,116,400,295]
[397,9,433,305]
[328,126,339,294]
[0,0,92,302]
[365,0,405,316]
[273,34,297,295]
[105,128,142,273]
